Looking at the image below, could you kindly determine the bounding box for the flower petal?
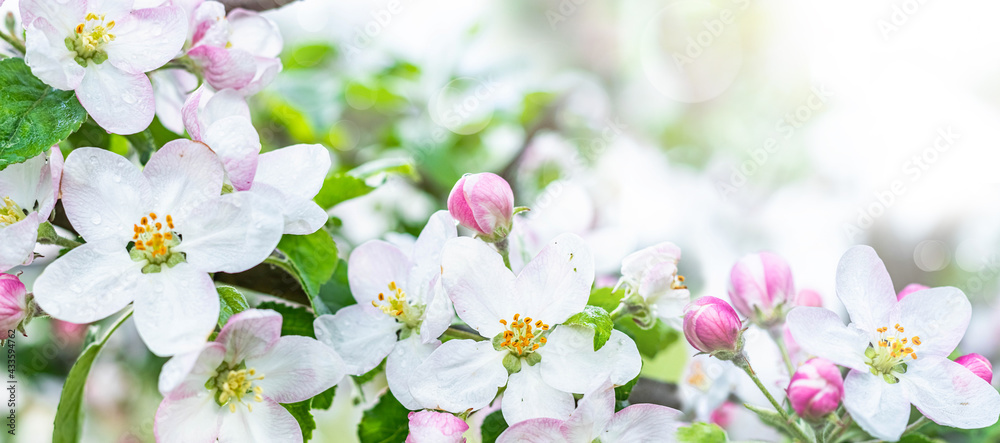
[387,334,439,410]
[496,418,566,443]
[173,192,284,273]
[133,263,218,356]
[901,355,1000,430]
[76,64,155,135]
[441,237,517,337]
[227,9,282,58]
[843,370,910,442]
[23,18,85,90]
[202,116,260,191]
[313,306,400,375]
[37,147,63,219]
[890,286,971,358]
[155,391,222,443]
[538,327,641,394]
[217,396,302,443]
[515,233,594,325]
[405,410,470,443]
[152,69,199,135]
[347,240,411,306]
[158,342,226,396]
[0,151,46,210]
[237,56,281,96]
[409,211,457,303]
[60,147,150,244]
[835,245,896,334]
[503,362,576,425]
[20,0,85,30]
[249,335,345,403]
[601,404,684,443]
[0,213,41,272]
[786,307,870,372]
[217,309,283,362]
[106,5,187,73]
[142,139,225,217]
[249,183,328,235]
[31,242,141,323]
[420,281,455,345]
[188,45,257,91]
[409,339,508,412]
[562,381,615,442]
[252,144,330,203]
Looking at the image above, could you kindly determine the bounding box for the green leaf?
[677,422,728,443]
[282,400,317,441]
[898,434,938,443]
[311,385,337,410]
[520,91,557,126]
[0,58,87,170]
[588,287,625,313]
[256,301,316,338]
[614,374,640,410]
[276,230,340,308]
[358,391,410,443]
[480,409,508,443]
[314,174,374,209]
[283,43,338,70]
[564,305,613,351]
[743,403,790,434]
[615,317,680,359]
[317,258,356,314]
[53,309,133,443]
[217,286,249,328]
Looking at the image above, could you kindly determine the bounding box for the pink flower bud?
[0,274,29,333]
[447,173,515,240]
[406,410,469,443]
[710,401,738,429]
[728,252,795,326]
[896,283,928,301]
[788,358,843,421]
[683,296,743,355]
[955,353,993,384]
[796,289,823,307]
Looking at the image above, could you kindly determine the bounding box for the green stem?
[443,326,485,342]
[768,327,797,379]
[36,221,83,249]
[495,237,511,270]
[609,303,628,322]
[0,31,24,55]
[902,417,929,437]
[735,354,814,443]
[265,256,298,279]
[827,412,852,443]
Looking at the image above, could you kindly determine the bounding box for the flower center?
[0,197,27,227]
[212,366,265,413]
[864,323,921,383]
[128,212,185,273]
[686,360,713,391]
[371,281,424,329]
[496,313,550,357]
[65,12,116,66]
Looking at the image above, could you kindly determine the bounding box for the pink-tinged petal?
[901,356,1000,430]
[786,307,870,372]
[465,173,514,235]
[405,410,469,443]
[348,240,411,306]
[601,403,684,443]
[889,286,970,358]
[200,88,252,127]
[31,242,141,323]
[188,45,256,91]
[313,306,400,376]
[217,309,283,362]
[796,289,823,307]
[249,183,328,235]
[172,192,284,273]
[106,5,187,74]
[236,56,280,96]
[539,328,641,395]
[61,148,150,244]
[728,252,795,322]
[787,358,843,420]
[835,246,896,334]
[189,1,228,47]
[408,340,508,412]
[441,237,517,337]
[134,264,218,356]
[955,354,993,383]
[248,335,345,403]
[620,241,681,280]
[446,175,476,231]
[37,147,63,219]
[562,381,614,442]
[182,86,206,140]
[0,274,28,332]
[515,233,594,325]
[503,362,576,425]
[388,335,439,410]
[0,213,41,272]
[217,396,302,443]
[154,392,222,443]
[409,211,457,306]
[896,283,929,301]
[843,370,910,442]
[158,342,227,396]
[497,418,566,443]
[76,65,155,135]
[252,144,331,203]
[227,9,282,58]
[142,139,225,216]
[201,116,260,191]
[88,0,136,21]
[151,69,198,135]
[23,18,85,91]
[20,0,85,30]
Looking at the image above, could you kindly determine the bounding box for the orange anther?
[150,212,157,220]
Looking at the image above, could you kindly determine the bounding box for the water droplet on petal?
[90,213,102,225]
[122,92,137,104]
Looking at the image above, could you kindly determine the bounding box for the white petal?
[248,335,345,403]
[843,370,910,442]
[88,0,136,20]
[409,211,458,301]
[252,144,330,201]
[786,307,870,372]
[539,328,641,394]
[835,245,896,334]
[347,240,411,305]
[200,88,252,126]
[133,263,218,356]
[386,334,439,410]
[249,183,328,235]
[496,419,567,443]
[0,151,46,210]
[151,69,197,135]
[36,147,63,219]
[227,9,282,58]
[217,396,302,443]
[142,139,225,216]
[23,18,85,90]
[515,233,594,325]
[563,381,615,442]
[901,355,1000,429]
[106,5,187,73]
[420,280,455,345]
[20,0,85,30]
[442,237,517,337]
[313,306,400,375]
[890,287,971,358]
[155,392,222,443]
[238,55,281,95]
[601,404,684,443]
[32,242,142,323]
[0,214,41,272]
[158,342,226,396]
[174,192,284,273]
[60,147,150,244]
[217,309,282,362]
[503,362,575,425]
[202,116,260,191]
[76,64,155,135]
[409,339,508,412]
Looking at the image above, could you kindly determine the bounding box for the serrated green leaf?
[0,58,87,170]
[276,230,339,307]
[358,391,410,443]
[256,301,316,338]
[481,409,508,443]
[615,317,680,359]
[217,286,249,328]
[314,174,374,209]
[53,309,132,443]
[564,305,613,351]
[311,385,337,410]
[588,287,625,313]
[677,422,728,443]
[283,400,317,441]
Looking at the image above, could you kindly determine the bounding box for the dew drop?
[89,155,99,166]
[90,213,102,225]
[122,92,137,104]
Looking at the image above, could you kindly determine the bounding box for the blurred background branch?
[219,0,296,12]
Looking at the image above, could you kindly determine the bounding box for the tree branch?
[219,0,297,12]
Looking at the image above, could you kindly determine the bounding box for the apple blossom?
[614,241,690,329]
[182,87,260,191]
[20,0,187,134]
[896,283,929,301]
[0,147,62,272]
[728,252,795,327]
[406,410,469,443]
[787,246,1000,441]
[955,353,992,383]
[787,358,843,421]
[155,309,345,443]
[314,210,456,409]
[796,289,823,308]
[683,297,744,358]
[32,142,285,356]
[408,234,641,425]
[447,172,515,241]
[0,273,31,335]
[497,380,684,443]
